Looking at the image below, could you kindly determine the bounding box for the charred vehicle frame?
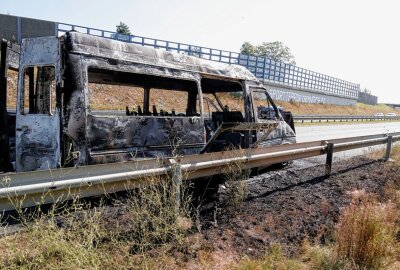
[0,32,296,173]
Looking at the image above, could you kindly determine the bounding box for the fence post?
[385,135,393,161]
[17,16,22,45]
[325,143,334,177]
[169,158,182,215]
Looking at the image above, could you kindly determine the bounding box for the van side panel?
[0,40,20,172]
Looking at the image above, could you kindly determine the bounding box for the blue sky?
[1,0,399,103]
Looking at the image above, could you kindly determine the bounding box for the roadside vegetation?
[0,177,194,269]
[233,144,400,270]
[0,148,399,269]
[276,100,397,116]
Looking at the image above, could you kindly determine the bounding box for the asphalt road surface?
[296,121,400,142]
[291,121,400,168]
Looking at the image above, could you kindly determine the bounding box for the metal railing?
[56,22,360,100]
[294,115,400,123]
[1,132,399,211]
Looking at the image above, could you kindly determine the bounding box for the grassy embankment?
[276,101,396,116]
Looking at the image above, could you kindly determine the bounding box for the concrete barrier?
[264,81,357,105]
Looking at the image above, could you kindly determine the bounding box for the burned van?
[0,32,296,173]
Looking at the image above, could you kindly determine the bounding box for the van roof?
[65,32,259,83]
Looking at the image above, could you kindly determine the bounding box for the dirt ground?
[178,155,400,269]
[1,151,399,269]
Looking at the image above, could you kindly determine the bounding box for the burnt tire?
[191,175,224,204]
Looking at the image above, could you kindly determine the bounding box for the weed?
[334,191,399,270]
[0,175,192,269]
[220,153,250,208]
[233,243,306,270]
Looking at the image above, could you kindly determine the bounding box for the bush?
[334,190,399,269]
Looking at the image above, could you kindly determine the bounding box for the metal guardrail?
[0,132,399,211]
[294,115,400,123]
[56,22,360,100]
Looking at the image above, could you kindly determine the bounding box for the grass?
[230,145,400,270]
[220,154,250,208]
[233,244,306,270]
[1,145,399,269]
[0,176,193,270]
[277,100,398,116]
[231,190,400,270]
[333,191,399,269]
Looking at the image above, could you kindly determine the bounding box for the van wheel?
[280,160,293,167]
[191,176,224,204]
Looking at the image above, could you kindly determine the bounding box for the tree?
[240,41,296,65]
[116,22,131,35]
[240,41,257,56]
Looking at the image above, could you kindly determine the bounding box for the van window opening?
[21,65,56,115]
[87,68,199,117]
[200,78,245,116]
[252,89,280,120]
[6,69,18,112]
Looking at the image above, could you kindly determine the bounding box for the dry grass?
[229,142,400,270]
[276,100,397,116]
[1,146,399,269]
[232,189,400,270]
[0,176,192,270]
[233,244,306,270]
[219,151,250,208]
[333,191,399,269]
[366,143,400,166]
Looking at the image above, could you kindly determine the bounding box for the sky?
[1,0,399,103]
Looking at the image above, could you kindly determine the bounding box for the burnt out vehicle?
[0,32,296,173]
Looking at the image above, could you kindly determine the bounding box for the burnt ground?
[181,155,400,268]
[1,154,399,269]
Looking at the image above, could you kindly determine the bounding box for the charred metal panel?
[15,37,61,172]
[248,84,297,148]
[61,53,88,166]
[87,115,205,163]
[255,120,297,148]
[65,32,258,83]
[61,49,206,166]
[16,116,61,171]
[0,40,20,172]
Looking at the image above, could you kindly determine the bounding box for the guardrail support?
[170,159,182,215]
[385,135,393,161]
[325,143,334,177]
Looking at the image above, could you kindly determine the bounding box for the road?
[296,122,400,142]
[292,121,400,168]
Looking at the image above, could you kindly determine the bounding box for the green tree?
[240,41,257,55]
[240,41,296,65]
[116,22,131,35]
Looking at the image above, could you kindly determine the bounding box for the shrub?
[334,190,399,270]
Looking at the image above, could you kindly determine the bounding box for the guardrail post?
[170,158,182,215]
[325,143,334,177]
[385,135,393,161]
